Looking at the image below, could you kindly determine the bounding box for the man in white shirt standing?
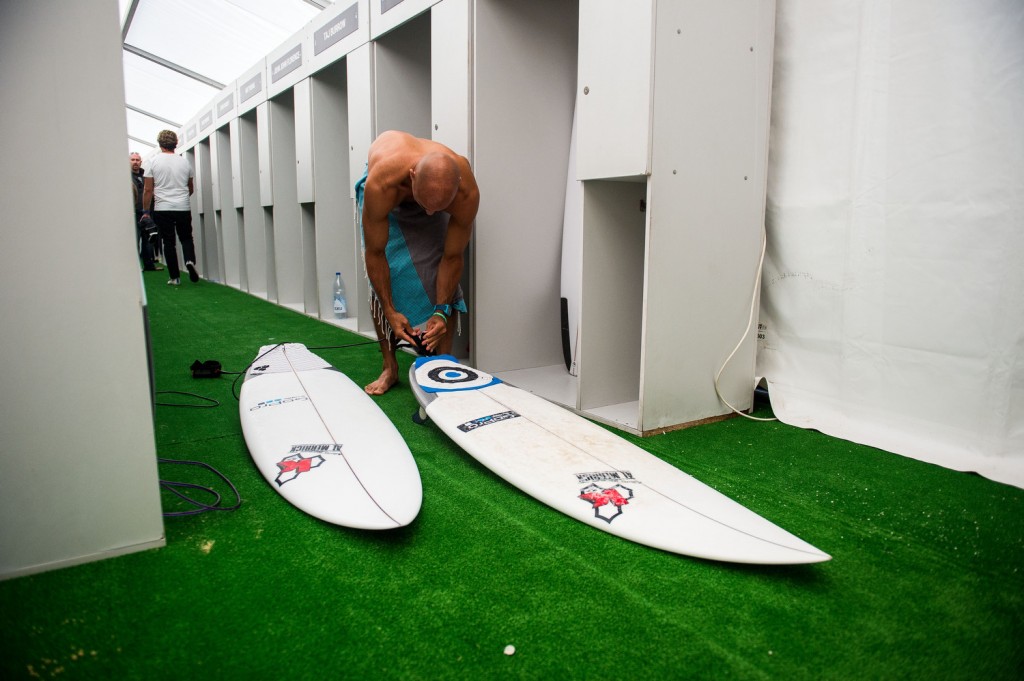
[142,130,198,285]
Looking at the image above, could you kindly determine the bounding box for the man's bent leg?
[365,305,400,395]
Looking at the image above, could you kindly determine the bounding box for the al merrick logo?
[275,444,342,486]
[581,475,634,522]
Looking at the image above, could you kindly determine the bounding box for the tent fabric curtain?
[757,0,1024,489]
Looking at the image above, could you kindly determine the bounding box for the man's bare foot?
[365,368,398,395]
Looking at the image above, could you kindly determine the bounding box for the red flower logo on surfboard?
[274,444,343,486]
[579,483,633,523]
[275,453,325,486]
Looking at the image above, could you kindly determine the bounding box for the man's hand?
[422,314,448,353]
[385,309,417,347]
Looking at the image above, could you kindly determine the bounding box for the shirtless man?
[359,130,480,395]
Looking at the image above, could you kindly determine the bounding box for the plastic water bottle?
[333,272,347,318]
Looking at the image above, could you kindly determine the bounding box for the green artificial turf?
[1,271,1022,679]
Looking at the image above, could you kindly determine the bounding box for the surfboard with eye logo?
[410,355,829,565]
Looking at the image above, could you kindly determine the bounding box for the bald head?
[411,152,460,214]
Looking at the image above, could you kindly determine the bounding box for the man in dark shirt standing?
[131,151,160,271]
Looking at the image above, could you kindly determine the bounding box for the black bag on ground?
[139,214,159,242]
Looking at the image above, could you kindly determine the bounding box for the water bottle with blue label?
[333,272,347,318]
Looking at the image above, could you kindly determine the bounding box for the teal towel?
[355,169,466,328]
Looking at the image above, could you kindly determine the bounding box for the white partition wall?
[564,0,776,433]
[0,0,164,579]
[268,92,304,311]
[306,1,369,331]
[308,1,368,76]
[468,0,775,435]
[371,0,439,39]
[194,139,222,282]
[310,60,360,330]
[238,111,268,298]
[184,146,201,276]
[472,0,579,375]
[577,181,646,417]
[346,43,375,335]
[301,200,319,317]
[430,0,472,359]
[637,0,776,431]
[576,1,653,180]
[430,0,470,157]
[237,63,269,298]
[214,126,241,288]
[347,43,375,202]
[194,108,216,281]
[293,79,320,316]
[374,12,431,138]
[228,119,248,291]
[257,101,279,302]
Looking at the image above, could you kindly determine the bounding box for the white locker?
[308,0,369,75]
[267,39,309,99]
[215,127,241,289]
[310,60,359,330]
[430,0,471,157]
[346,42,374,199]
[215,88,236,129]
[209,133,221,213]
[294,78,315,204]
[576,0,654,180]
[257,102,274,206]
[373,12,431,139]
[229,118,243,208]
[371,0,439,39]
[268,93,304,311]
[237,62,267,116]
[238,112,268,299]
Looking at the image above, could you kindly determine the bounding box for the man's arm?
[422,168,479,351]
[435,186,479,307]
[362,177,418,345]
[142,177,154,212]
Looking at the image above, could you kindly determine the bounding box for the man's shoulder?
[375,129,413,145]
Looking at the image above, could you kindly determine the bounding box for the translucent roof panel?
[121,0,331,152]
[123,51,218,124]
[127,108,177,155]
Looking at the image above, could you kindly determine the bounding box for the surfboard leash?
[157,458,242,517]
[227,339,389,400]
[155,390,220,408]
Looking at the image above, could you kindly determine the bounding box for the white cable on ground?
[714,223,778,422]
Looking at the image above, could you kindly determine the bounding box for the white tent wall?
[758,0,1024,489]
[0,0,166,578]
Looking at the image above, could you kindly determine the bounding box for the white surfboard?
[410,355,829,565]
[240,343,421,529]
[560,97,583,375]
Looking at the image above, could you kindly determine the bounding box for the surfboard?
[410,355,829,565]
[240,343,421,529]
[560,97,583,376]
